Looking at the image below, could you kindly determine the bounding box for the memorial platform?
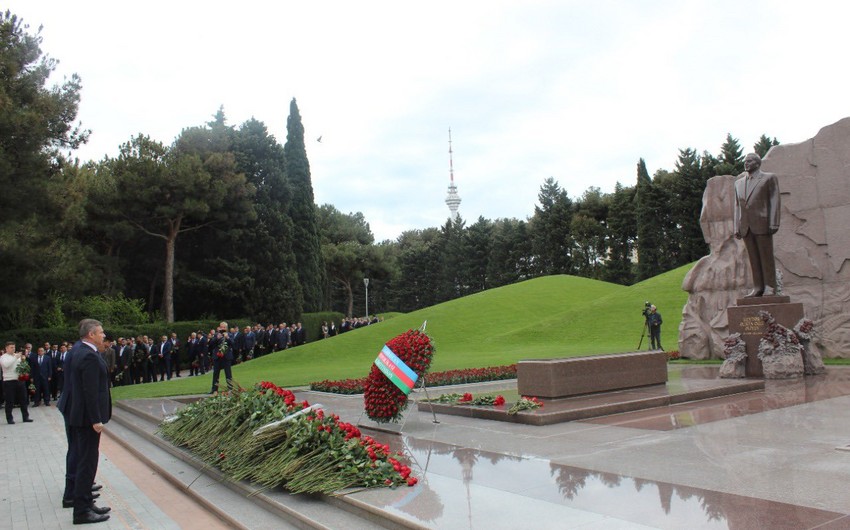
[417,368,764,425]
[8,365,850,529]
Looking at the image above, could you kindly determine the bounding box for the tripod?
[637,320,650,350]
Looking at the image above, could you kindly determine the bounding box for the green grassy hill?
[113,264,693,399]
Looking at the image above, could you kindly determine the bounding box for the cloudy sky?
[10,1,850,240]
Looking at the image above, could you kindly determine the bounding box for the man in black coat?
[209,322,234,394]
[58,319,111,524]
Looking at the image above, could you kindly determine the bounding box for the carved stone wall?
[679,117,850,359]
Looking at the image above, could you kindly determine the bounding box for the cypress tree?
[284,98,326,311]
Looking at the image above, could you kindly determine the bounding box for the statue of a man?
[733,152,780,297]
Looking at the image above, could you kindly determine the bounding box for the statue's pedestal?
[727,296,803,377]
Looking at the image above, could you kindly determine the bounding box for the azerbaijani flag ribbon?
[374,344,419,395]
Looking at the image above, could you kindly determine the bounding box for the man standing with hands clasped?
[61,319,112,525]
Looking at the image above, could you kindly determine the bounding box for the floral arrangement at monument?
[159,381,417,494]
[363,329,435,423]
[420,392,506,406]
[756,310,822,379]
[311,364,517,394]
[507,396,544,415]
[793,317,825,375]
[718,333,747,379]
[757,310,802,360]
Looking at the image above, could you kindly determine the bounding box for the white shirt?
[1,353,22,381]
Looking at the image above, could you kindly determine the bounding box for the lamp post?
[364,278,369,321]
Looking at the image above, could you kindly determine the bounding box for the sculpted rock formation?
[679,117,850,359]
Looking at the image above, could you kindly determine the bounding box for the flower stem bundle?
[159,381,418,495]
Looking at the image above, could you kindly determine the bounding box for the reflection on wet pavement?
[584,367,850,431]
[374,437,846,529]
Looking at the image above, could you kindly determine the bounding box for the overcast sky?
[9,1,850,240]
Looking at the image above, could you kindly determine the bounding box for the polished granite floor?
[128,365,850,529]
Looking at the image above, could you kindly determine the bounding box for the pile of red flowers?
[161,380,419,493]
[312,364,517,394]
[363,329,435,423]
[258,381,419,487]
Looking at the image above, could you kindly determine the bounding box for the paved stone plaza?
[3,365,850,529]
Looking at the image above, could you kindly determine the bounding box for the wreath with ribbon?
[363,328,435,423]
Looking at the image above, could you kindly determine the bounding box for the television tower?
[445,128,462,221]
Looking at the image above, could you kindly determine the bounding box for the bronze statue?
[733,153,780,297]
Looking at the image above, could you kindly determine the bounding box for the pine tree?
[753,134,780,158]
[669,148,710,264]
[634,159,663,280]
[284,98,326,311]
[715,133,744,175]
[530,177,573,275]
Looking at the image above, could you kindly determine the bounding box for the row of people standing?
[4,317,358,395]
[0,341,72,410]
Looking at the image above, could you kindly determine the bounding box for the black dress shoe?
[90,504,111,515]
[91,484,103,492]
[63,499,73,508]
[73,511,110,524]
[7,420,14,425]
[22,418,33,423]
[92,492,100,499]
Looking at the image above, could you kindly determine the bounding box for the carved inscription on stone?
[740,316,764,336]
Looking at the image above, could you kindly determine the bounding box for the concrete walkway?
[0,403,228,530]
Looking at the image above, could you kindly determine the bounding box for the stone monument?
[680,117,850,361]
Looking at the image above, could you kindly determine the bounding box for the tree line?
[0,10,779,328]
[337,131,778,315]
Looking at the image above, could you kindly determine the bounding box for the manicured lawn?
[113,265,693,400]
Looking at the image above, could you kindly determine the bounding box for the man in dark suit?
[734,152,781,297]
[242,326,256,360]
[209,321,234,394]
[48,344,60,400]
[33,347,53,406]
[275,322,290,351]
[293,322,306,347]
[196,331,208,374]
[56,344,68,396]
[230,326,243,363]
[154,336,172,381]
[117,338,132,386]
[59,319,111,524]
[168,333,180,378]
